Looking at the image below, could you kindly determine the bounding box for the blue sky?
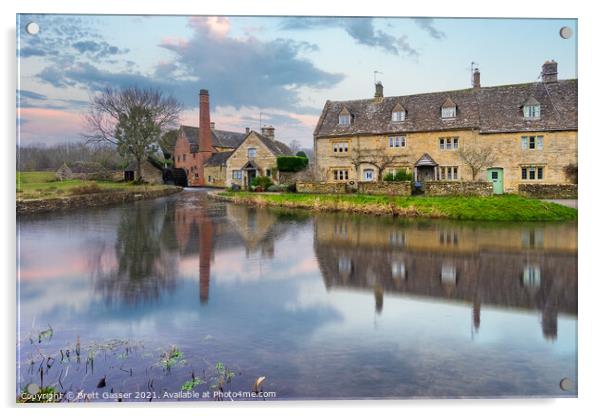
[17,15,577,147]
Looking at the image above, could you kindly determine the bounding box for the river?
[16,189,577,400]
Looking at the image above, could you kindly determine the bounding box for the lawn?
[16,171,170,201]
[220,191,577,222]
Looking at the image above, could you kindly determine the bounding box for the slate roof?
[204,151,233,166]
[314,79,577,137]
[179,125,246,150]
[250,131,293,156]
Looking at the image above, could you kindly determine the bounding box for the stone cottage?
[313,60,577,193]
[173,89,292,187]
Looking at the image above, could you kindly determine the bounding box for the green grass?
[220,191,577,222]
[16,171,170,201]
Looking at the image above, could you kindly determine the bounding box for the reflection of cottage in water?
[314,214,577,340]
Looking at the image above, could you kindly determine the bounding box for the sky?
[16,15,577,148]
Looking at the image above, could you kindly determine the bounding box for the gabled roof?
[249,131,293,156]
[522,96,540,107]
[178,125,246,150]
[314,79,577,137]
[415,153,438,167]
[441,97,456,108]
[392,103,406,112]
[204,151,233,166]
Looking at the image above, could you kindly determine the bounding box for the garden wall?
[424,181,492,196]
[296,181,347,194]
[358,181,412,196]
[518,184,578,199]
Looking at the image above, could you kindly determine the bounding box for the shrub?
[277,156,308,172]
[564,163,578,184]
[251,176,273,191]
[230,184,241,192]
[69,182,103,195]
[384,169,413,182]
[296,151,308,158]
[267,184,287,192]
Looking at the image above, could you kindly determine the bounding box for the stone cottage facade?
[173,89,292,188]
[313,61,577,193]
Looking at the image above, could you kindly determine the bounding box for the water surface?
[17,190,577,400]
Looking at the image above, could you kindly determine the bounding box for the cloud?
[281,17,419,57]
[18,107,84,144]
[412,18,446,40]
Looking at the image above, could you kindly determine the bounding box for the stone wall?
[424,181,493,196]
[17,187,182,215]
[518,184,578,199]
[358,181,411,196]
[204,164,227,187]
[297,181,347,194]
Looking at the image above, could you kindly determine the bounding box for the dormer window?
[338,108,352,125]
[522,97,541,119]
[441,97,457,119]
[391,103,406,122]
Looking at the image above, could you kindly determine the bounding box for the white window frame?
[521,166,544,180]
[441,106,456,119]
[232,170,242,180]
[522,265,541,288]
[333,142,349,153]
[523,105,541,119]
[338,114,351,125]
[521,136,544,150]
[439,137,459,151]
[391,110,405,122]
[363,169,375,181]
[391,261,406,280]
[247,147,257,158]
[333,169,349,181]
[388,136,406,148]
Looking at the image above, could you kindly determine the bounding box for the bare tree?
[288,139,302,155]
[457,146,498,181]
[84,87,182,181]
[338,141,408,181]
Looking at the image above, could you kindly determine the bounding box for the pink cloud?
[18,107,85,143]
[188,16,230,38]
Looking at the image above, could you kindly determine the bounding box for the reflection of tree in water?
[91,202,179,305]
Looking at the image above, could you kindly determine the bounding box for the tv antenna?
[373,70,383,84]
[469,61,479,85]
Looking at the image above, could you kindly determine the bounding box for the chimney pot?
[261,125,275,140]
[542,60,558,83]
[245,127,250,134]
[472,68,481,89]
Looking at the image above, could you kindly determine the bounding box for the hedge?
[277,156,308,172]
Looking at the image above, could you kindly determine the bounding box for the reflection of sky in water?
[17,192,577,399]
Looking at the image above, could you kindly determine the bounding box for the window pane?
[529,169,535,179]
[522,168,527,179]
[521,137,528,150]
[537,136,543,150]
[537,167,543,179]
[439,139,445,149]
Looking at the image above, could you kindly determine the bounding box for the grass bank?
[216,191,577,222]
[16,171,171,201]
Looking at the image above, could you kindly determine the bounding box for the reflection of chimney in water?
[542,301,558,341]
[472,299,481,332]
[199,216,212,304]
[374,285,384,315]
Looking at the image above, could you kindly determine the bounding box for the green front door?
[487,168,504,194]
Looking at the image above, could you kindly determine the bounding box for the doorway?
[487,168,504,194]
[247,169,257,189]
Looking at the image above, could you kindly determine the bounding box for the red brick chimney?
[198,89,213,185]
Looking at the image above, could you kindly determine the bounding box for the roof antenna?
[373,70,383,84]
[259,111,263,130]
[470,61,479,85]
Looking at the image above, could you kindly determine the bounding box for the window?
[523,105,541,119]
[232,170,242,180]
[389,231,405,246]
[363,169,375,181]
[391,262,406,279]
[439,230,459,246]
[522,265,541,288]
[521,136,543,150]
[439,137,459,150]
[333,142,349,153]
[266,169,271,177]
[441,106,456,119]
[392,110,406,122]
[176,155,180,162]
[338,109,351,125]
[182,154,186,161]
[441,263,457,285]
[388,136,406,148]
[521,166,544,180]
[333,169,349,181]
[338,256,352,275]
[248,148,257,158]
[440,166,459,180]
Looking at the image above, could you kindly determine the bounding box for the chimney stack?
[472,68,481,89]
[245,127,250,134]
[374,81,384,101]
[542,60,558,83]
[198,89,212,186]
[261,125,275,140]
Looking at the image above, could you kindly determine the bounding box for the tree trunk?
[136,156,142,182]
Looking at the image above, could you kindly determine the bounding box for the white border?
[2,1,600,415]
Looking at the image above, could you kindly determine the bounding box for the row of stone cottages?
[165,60,576,195]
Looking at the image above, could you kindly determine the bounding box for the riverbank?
[212,191,577,221]
[17,185,182,215]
